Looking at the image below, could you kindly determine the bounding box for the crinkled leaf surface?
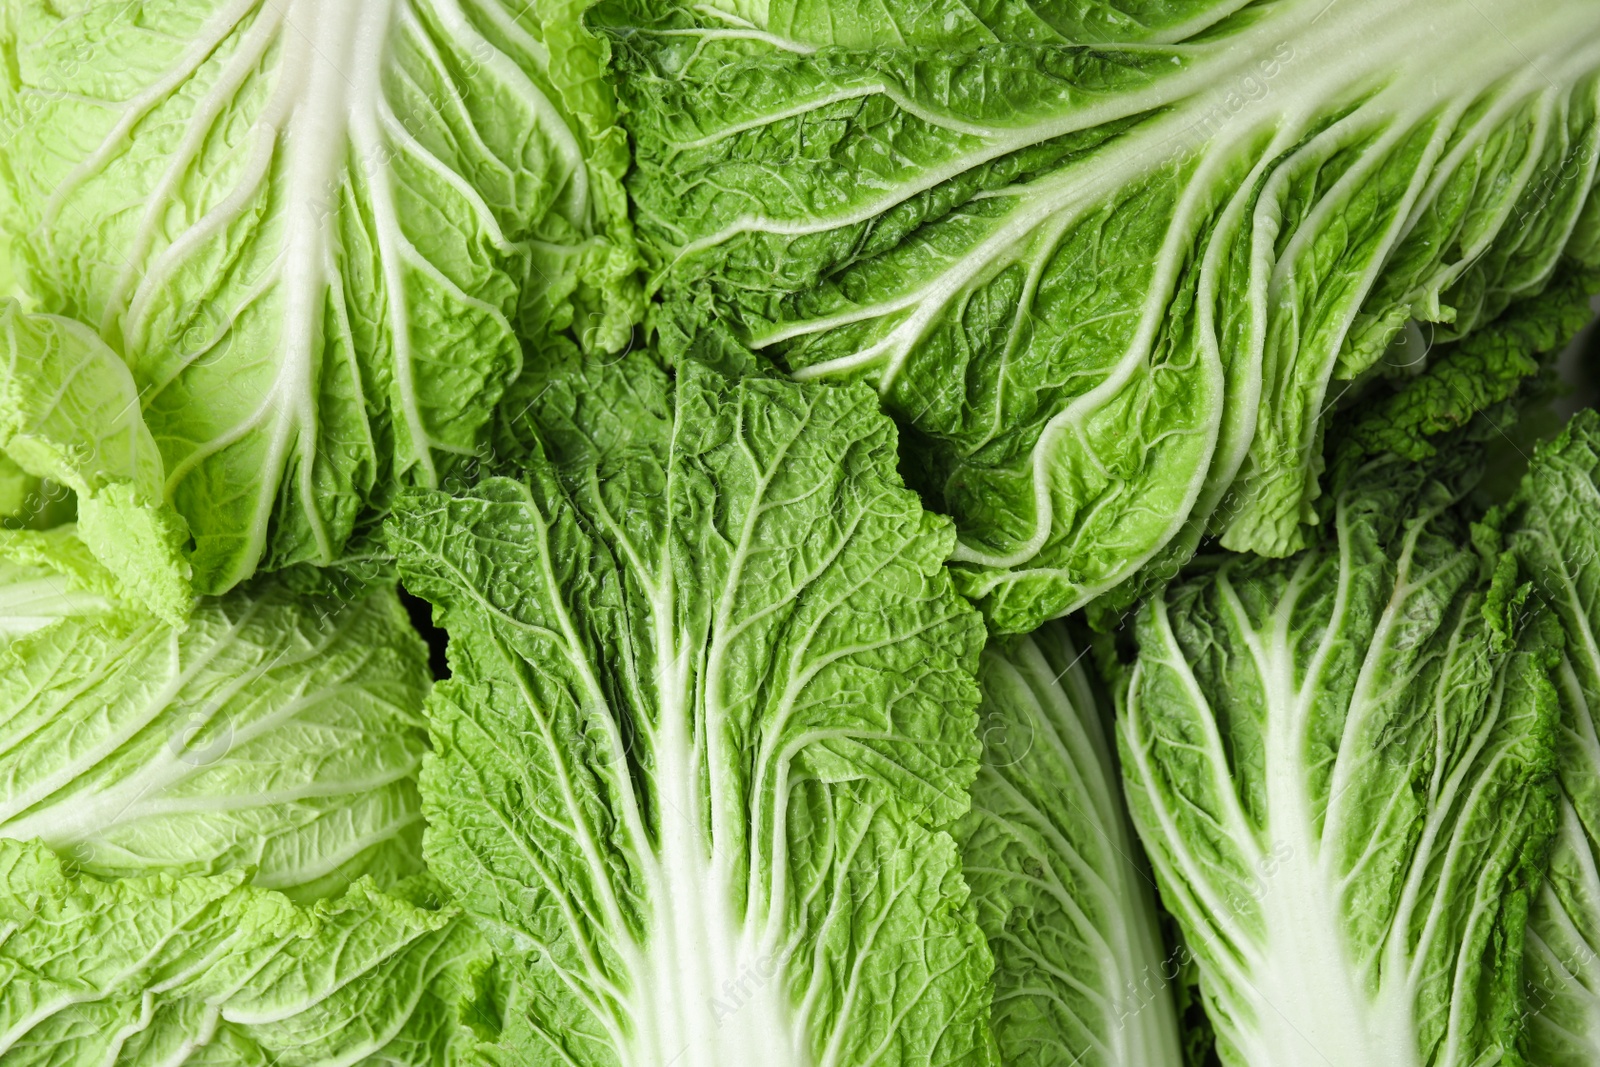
[0,0,641,595]
[1118,453,1560,1067]
[0,838,486,1065]
[389,353,992,1067]
[1340,266,1600,466]
[0,453,34,521]
[957,622,1182,1067]
[667,0,1255,48]
[606,0,1600,631]
[0,454,75,532]
[1498,409,1600,1065]
[0,533,431,901]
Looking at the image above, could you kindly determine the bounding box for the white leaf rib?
[431,0,591,224]
[1389,76,1557,297]
[1311,488,1413,861]
[39,0,266,237]
[103,2,285,337]
[374,92,517,253]
[460,0,551,70]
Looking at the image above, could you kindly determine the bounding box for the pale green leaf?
[958,623,1183,1067]
[0,0,642,594]
[0,838,487,1065]
[0,535,432,901]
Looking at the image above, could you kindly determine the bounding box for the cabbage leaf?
[1497,409,1600,1065]
[607,0,1600,631]
[0,301,192,620]
[0,0,642,595]
[958,622,1183,1067]
[0,528,118,640]
[0,838,486,1065]
[0,530,431,901]
[1118,449,1560,1066]
[390,351,993,1066]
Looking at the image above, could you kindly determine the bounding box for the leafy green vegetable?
[0,528,117,640]
[1117,448,1560,1067]
[605,0,1600,631]
[0,300,191,620]
[0,530,431,901]
[652,0,1255,48]
[0,2,1592,1061]
[0,837,486,1065]
[1341,266,1600,466]
[0,0,642,595]
[0,455,70,531]
[1495,409,1600,1064]
[390,350,993,1066]
[958,622,1182,1066]
[0,454,32,519]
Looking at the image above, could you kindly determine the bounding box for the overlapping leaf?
[0,532,431,900]
[0,838,487,1065]
[958,623,1183,1066]
[0,0,643,594]
[1496,410,1600,1065]
[606,0,1600,630]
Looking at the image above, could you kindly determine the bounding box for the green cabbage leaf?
[0,529,431,901]
[958,622,1183,1067]
[606,0,1600,631]
[0,300,191,620]
[1496,409,1600,1065]
[390,351,994,1066]
[1117,448,1560,1066]
[0,837,486,1065]
[0,0,643,595]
